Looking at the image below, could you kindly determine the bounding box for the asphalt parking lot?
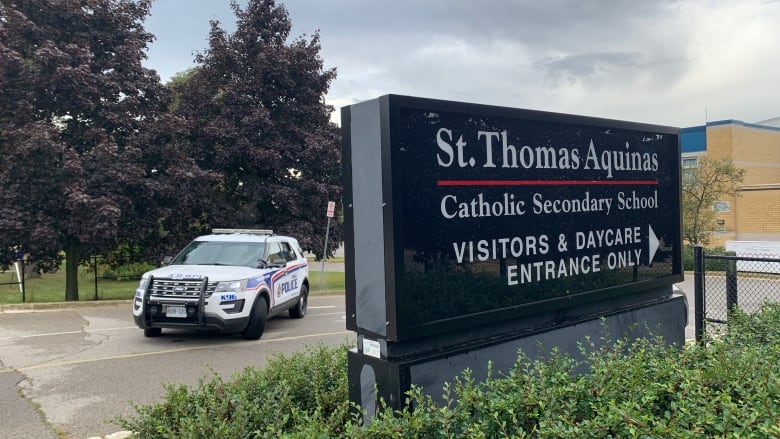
[0,296,350,439]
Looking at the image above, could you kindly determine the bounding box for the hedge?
[119,303,780,438]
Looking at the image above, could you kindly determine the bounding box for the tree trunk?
[64,239,81,301]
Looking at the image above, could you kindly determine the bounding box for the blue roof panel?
[681,126,706,153]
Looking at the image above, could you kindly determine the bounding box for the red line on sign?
[437,179,659,187]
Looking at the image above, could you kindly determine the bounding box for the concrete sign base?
[349,292,686,418]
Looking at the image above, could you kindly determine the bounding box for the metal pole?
[725,251,738,315]
[198,277,208,326]
[693,245,705,344]
[319,217,332,291]
[93,256,99,300]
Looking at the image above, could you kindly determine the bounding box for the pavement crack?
[78,310,110,346]
[12,372,60,438]
[15,373,27,389]
[16,311,107,369]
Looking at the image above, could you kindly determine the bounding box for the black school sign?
[343,95,683,342]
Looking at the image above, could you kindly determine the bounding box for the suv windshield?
[171,241,267,268]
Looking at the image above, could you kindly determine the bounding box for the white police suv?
[132,229,309,340]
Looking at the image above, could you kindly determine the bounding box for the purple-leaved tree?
[0,0,215,300]
[171,0,343,258]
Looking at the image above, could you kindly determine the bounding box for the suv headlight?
[138,276,150,290]
[214,279,248,293]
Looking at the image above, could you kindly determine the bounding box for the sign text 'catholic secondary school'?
[440,189,657,219]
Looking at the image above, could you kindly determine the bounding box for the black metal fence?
[2,257,147,303]
[694,245,780,343]
[0,259,25,302]
[86,256,147,300]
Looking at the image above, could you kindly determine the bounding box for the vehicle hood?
[143,265,271,282]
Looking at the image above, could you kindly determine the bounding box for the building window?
[713,201,730,212]
[682,157,698,168]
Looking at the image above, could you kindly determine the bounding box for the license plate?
[166,305,187,318]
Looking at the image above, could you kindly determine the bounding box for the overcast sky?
[143,0,780,128]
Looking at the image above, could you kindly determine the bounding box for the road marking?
[0,326,138,341]
[0,330,352,374]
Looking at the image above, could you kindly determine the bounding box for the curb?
[311,289,345,296]
[0,299,133,313]
[85,431,132,439]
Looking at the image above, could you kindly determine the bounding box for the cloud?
[537,52,645,82]
[145,0,780,127]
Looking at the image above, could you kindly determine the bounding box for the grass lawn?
[0,269,140,304]
[1,268,345,305]
[309,270,346,294]
[307,256,345,263]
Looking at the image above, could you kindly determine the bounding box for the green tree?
[682,156,746,245]
[0,0,197,299]
[165,68,196,113]
[172,0,343,258]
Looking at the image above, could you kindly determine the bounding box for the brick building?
[681,119,780,246]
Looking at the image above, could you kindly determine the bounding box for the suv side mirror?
[256,258,284,268]
[162,256,173,265]
[268,257,286,268]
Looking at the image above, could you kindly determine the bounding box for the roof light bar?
[212,228,274,235]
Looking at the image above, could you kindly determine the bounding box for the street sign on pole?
[320,201,335,290]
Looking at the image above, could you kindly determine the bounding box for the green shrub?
[120,304,780,438]
[118,343,353,438]
[99,261,157,281]
[356,305,780,438]
[683,244,730,271]
[79,261,156,281]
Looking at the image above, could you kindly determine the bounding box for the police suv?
[132,229,309,340]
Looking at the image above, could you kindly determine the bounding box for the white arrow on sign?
[648,225,659,265]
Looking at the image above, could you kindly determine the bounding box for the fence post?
[93,256,99,300]
[694,245,705,344]
[20,258,26,303]
[725,250,738,315]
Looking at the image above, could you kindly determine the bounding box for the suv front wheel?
[289,284,308,319]
[242,296,268,340]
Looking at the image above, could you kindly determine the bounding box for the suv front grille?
[150,278,217,298]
